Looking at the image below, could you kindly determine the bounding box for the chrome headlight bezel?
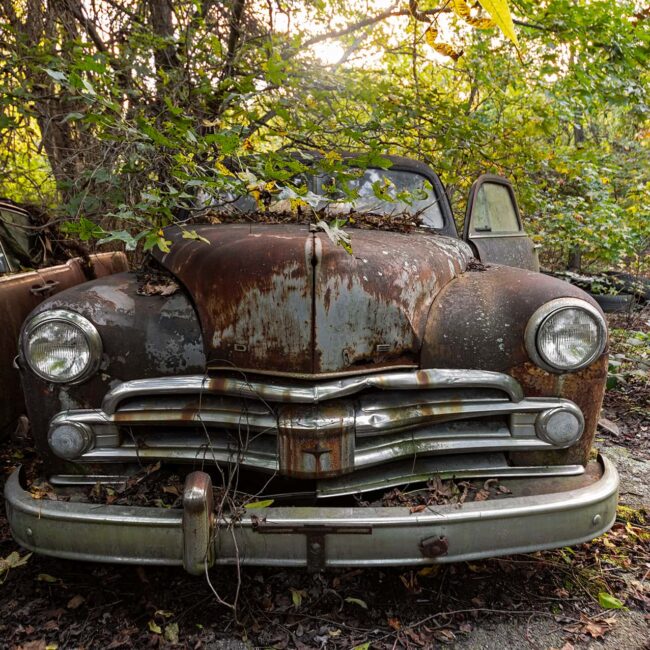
[525,298,607,373]
[20,309,103,384]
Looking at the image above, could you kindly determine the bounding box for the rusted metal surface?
[0,259,87,435]
[422,265,603,372]
[0,252,130,436]
[154,225,314,374]
[18,272,205,473]
[508,356,608,466]
[312,230,472,372]
[422,265,607,465]
[469,235,539,273]
[420,535,449,558]
[152,225,473,375]
[278,402,355,478]
[89,251,129,278]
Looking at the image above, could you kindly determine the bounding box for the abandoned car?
[0,200,128,437]
[5,156,618,573]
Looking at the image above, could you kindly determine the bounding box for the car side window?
[472,183,520,233]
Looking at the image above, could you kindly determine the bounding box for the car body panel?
[463,174,539,271]
[0,252,129,435]
[153,225,473,375]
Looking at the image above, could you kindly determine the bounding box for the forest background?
[0,0,648,272]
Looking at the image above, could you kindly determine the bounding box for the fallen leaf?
[598,417,621,436]
[66,595,85,610]
[36,573,58,583]
[290,588,306,608]
[598,591,626,610]
[388,617,401,630]
[434,628,456,643]
[148,620,162,635]
[0,551,31,576]
[418,565,439,577]
[474,488,490,501]
[164,622,180,644]
[345,597,368,609]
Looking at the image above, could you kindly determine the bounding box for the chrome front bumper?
[6,455,619,574]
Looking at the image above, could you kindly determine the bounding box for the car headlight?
[525,298,607,373]
[21,310,102,383]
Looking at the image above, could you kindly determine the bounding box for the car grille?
[50,369,585,489]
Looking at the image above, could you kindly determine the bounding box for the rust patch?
[0,259,88,434]
[277,402,355,478]
[509,355,608,466]
[153,225,472,375]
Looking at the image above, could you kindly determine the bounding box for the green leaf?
[345,597,368,609]
[97,230,140,251]
[143,231,171,253]
[598,591,625,610]
[352,643,371,650]
[181,229,210,245]
[44,69,66,82]
[244,499,274,509]
[290,587,305,608]
[61,112,84,123]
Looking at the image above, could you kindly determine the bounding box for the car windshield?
[208,168,445,229]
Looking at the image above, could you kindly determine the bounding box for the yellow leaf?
[215,161,233,177]
[290,197,307,210]
[478,0,519,47]
[37,573,58,583]
[418,565,440,577]
[425,26,439,48]
[148,620,162,634]
[453,0,495,28]
[425,27,462,60]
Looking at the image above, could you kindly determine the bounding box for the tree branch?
[302,4,448,48]
[220,0,247,83]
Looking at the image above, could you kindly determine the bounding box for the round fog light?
[535,407,584,447]
[48,423,93,460]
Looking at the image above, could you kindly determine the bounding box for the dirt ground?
[0,313,648,650]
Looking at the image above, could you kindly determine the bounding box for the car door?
[463,175,539,271]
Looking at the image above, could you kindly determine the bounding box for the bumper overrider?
[6,455,618,574]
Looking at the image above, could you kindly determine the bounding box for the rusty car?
[0,200,128,438]
[5,156,618,573]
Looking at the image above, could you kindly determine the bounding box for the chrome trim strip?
[5,456,618,569]
[316,452,585,498]
[101,369,525,414]
[77,422,552,472]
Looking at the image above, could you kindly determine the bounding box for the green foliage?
[0,0,647,266]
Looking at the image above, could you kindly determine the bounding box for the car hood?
[153,224,472,375]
